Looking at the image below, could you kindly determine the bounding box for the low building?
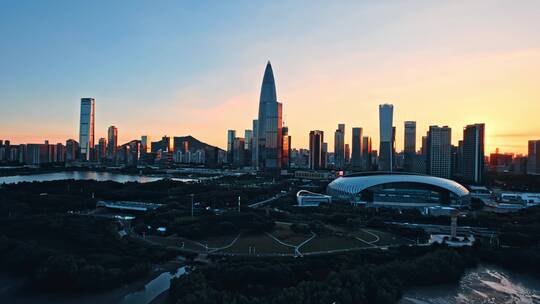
[296,190,332,206]
[294,170,334,180]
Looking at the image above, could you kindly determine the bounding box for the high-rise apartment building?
[351,127,363,169]
[334,123,345,169]
[462,123,485,184]
[309,130,324,170]
[379,104,393,171]
[427,126,452,178]
[78,98,95,161]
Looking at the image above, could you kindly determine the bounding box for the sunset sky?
[1,1,539,154]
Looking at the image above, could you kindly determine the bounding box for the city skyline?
[2,2,540,153]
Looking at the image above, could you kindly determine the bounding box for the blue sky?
[1,1,540,153]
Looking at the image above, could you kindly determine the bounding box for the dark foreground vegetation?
[0,177,285,293]
[170,241,540,304]
[170,246,473,304]
[2,177,540,303]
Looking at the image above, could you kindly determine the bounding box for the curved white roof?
[327,174,469,197]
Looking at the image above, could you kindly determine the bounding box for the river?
[400,265,540,304]
[0,171,198,184]
[119,266,187,304]
[0,265,187,304]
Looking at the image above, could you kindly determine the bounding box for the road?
[248,192,288,208]
[386,221,498,237]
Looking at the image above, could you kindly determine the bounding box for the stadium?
[326,172,470,208]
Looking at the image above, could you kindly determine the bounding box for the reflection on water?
[0,171,197,184]
[119,266,186,304]
[400,265,540,304]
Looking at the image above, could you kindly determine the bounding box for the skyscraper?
[107,126,118,161]
[404,121,416,171]
[227,129,236,164]
[527,140,540,175]
[334,123,345,169]
[379,104,393,171]
[462,123,485,184]
[233,137,245,167]
[309,130,324,170]
[322,142,328,169]
[251,119,258,167]
[256,61,283,172]
[245,129,253,166]
[362,136,372,170]
[65,139,79,162]
[351,127,363,169]
[97,137,107,161]
[141,136,151,153]
[427,126,452,178]
[282,126,291,169]
[344,144,350,165]
[78,98,95,161]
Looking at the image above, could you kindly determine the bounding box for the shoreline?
[0,259,184,304]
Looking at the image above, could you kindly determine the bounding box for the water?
[400,265,540,304]
[0,171,197,184]
[119,266,187,304]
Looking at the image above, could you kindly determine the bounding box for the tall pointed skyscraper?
[256,61,283,172]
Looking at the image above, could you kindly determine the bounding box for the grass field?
[217,234,294,255]
[368,229,414,246]
[199,235,238,248]
[145,235,205,252]
[146,227,415,256]
[354,229,380,243]
[301,235,368,253]
[271,222,312,246]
